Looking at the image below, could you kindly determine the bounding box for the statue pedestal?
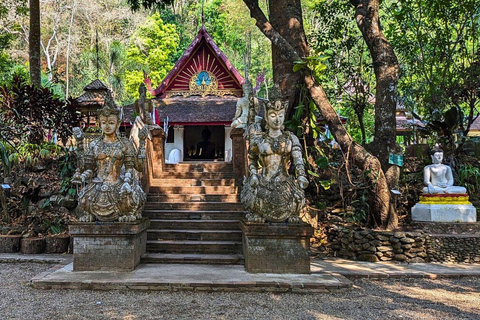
[69,219,149,272]
[239,220,313,274]
[412,194,477,222]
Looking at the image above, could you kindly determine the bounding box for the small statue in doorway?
[232,80,258,129]
[72,94,147,222]
[241,91,309,223]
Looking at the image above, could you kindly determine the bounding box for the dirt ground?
[0,263,479,320]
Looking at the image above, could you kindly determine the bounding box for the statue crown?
[98,92,122,119]
[265,85,288,112]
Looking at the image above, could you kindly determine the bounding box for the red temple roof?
[146,26,244,98]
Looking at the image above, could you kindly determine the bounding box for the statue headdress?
[242,79,253,95]
[265,85,288,113]
[98,91,122,120]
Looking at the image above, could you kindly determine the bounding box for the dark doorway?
[184,125,225,161]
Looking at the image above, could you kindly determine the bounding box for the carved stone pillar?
[149,128,166,178]
[230,128,247,182]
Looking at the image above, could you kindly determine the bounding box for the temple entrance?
[184,125,225,161]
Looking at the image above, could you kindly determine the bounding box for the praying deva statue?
[72,94,148,222]
[422,146,466,194]
[232,79,256,129]
[241,90,308,223]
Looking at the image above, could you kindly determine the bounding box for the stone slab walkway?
[2,253,480,293]
[312,258,480,279]
[30,262,350,293]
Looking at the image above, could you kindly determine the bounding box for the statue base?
[239,219,313,274]
[69,218,149,272]
[412,204,477,222]
[412,193,477,222]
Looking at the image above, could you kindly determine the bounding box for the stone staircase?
[141,162,245,265]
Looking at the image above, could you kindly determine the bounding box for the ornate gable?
[147,26,244,98]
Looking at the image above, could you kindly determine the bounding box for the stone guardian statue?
[241,93,308,223]
[72,93,147,222]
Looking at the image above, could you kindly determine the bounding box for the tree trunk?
[29,0,41,87]
[268,0,308,117]
[243,0,397,229]
[350,0,399,181]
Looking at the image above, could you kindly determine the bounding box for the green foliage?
[0,76,80,147]
[457,163,480,194]
[125,13,180,99]
[305,0,376,144]
[385,0,480,139]
[0,140,10,175]
[126,0,173,11]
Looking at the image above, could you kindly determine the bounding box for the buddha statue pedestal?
[69,218,149,271]
[240,220,313,274]
[411,194,477,222]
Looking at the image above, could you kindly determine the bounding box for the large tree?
[243,0,398,229]
[29,0,41,87]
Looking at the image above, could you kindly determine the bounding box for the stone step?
[142,210,245,220]
[149,219,240,230]
[146,194,240,203]
[147,229,243,241]
[141,253,244,265]
[149,178,237,187]
[146,240,242,254]
[163,163,233,173]
[143,202,244,211]
[148,186,238,195]
[156,172,235,179]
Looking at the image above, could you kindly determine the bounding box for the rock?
[380,256,393,261]
[365,234,375,240]
[401,244,412,250]
[400,237,415,244]
[353,232,364,240]
[393,232,405,238]
[394,254,408,261]
[409,257,425,263]
[392,242,402,249]
[362,242,372,250]
[377,246,393,252]
[384,251,395,258]
[375,235,390,241]
[358,254,379,262]
[389,236,400,243]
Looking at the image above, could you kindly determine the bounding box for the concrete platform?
[30,262,351,293]
[312,258,480,279]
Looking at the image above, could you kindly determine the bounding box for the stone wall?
[326,224,480,263]
[426,235,480,263]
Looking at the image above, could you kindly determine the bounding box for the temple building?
[145,25,244,162]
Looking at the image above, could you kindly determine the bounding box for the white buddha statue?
[423,146,466,194]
